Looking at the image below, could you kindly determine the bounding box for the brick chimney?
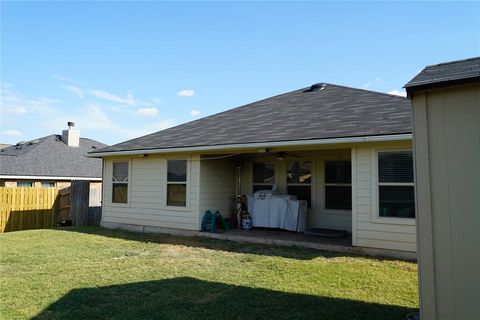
[62,121,80,147]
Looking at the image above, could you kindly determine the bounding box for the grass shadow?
[56,226,405,262]
[33,277,416,320]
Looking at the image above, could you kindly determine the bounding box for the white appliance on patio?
[247,190,307,232]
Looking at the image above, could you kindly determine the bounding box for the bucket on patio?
[241,215,252,230]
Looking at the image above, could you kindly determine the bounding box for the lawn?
[0,227,418,319]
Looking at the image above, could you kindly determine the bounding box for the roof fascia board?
[88,133,413,158]
[0,175,102,181]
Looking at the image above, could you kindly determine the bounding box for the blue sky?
[1,1,479,145]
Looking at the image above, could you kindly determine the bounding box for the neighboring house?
[406,57,480,320]
[90,83,416,254]
[0,144,12,149]
[0,123,107,189]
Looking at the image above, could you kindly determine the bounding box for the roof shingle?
[404,57,480,92]
[0,135,107,178]
[91,83,412,155]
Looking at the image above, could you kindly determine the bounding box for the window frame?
[372,148,415,225]
[252,161,276,192]
[164,158,189,210]
[111,160,130,206]
[324,160,352,211]
[286,159,313,207]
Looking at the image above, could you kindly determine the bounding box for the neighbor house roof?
[90,83,412,156]
[405,57,480,94]
[0,135,107,179]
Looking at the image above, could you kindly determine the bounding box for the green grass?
[0,227,418,319]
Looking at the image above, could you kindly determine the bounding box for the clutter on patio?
[246,189,308,232]
[201,210,230,233]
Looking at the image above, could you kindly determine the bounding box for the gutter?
[87,133,413,158]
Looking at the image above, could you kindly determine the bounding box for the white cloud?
[63,85,84,98]
[134,107,159,116]
[362,78,383,89]
[2,129,22,137]
[189,109,201,116]
[388,89,407,97]
[89,89,134,105]
[153,119,176,131]
[177,89,195,97]
[4,107,27,115]
[1,82,60,114]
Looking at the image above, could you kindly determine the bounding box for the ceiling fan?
[272,151,300,161]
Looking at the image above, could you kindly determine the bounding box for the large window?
[378,151,415,218]
[325,160,352,210]
[41,181,55,188]
[167,160,187,207]
[287,160,312,207]
[112,161,129,204]
[17,181,33,187]
[252,162,275,192]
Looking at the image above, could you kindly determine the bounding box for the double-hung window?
[112,161,129,204]
[287,160,312,207]
[378,151,415,218]
[324,160,352,210]
[252,162,275,192]
[167,160,187,207]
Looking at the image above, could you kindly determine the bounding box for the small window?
[41,182,55,188]
[325,161,352,210]
[287,160,312,207]
[378,151,415,218]
[112,161,129,204]
[17,181,33,187]
[252,162,275,192]
[167,160,187,207]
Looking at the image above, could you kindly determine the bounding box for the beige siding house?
[91,83,416,256]
[406,57,480,320]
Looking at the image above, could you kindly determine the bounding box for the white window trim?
[252,161,277,191]
[110,159,131,207]
[286,159,313,206]
[323,160,352,211]
[164,158,190,211]
[371,148,415,225]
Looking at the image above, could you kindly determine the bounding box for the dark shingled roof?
[405,57,480,92]
[0,135,107,178]
[91,83,412,155]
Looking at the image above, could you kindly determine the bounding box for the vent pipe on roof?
[62,121,80,147]
[303,83,326,93]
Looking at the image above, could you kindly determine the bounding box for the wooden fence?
[0,182,102,233]
[0,187,58,232]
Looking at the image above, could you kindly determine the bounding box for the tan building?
[90,83,417,258]
[406,57,480,320]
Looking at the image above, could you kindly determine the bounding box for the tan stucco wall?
[412,83,480,320]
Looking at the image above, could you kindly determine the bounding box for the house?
[406,57,480,320]
[0,122,107,189]
[89,83,417,257]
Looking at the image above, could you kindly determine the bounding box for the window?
[252,162,275,192]
[112,161,129,204]
[378,151,415,218]
[287,160,312,207]
[17,181,33,187]
[41,182,55,188]
[167,160,187,207]
[325,160,352,210]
